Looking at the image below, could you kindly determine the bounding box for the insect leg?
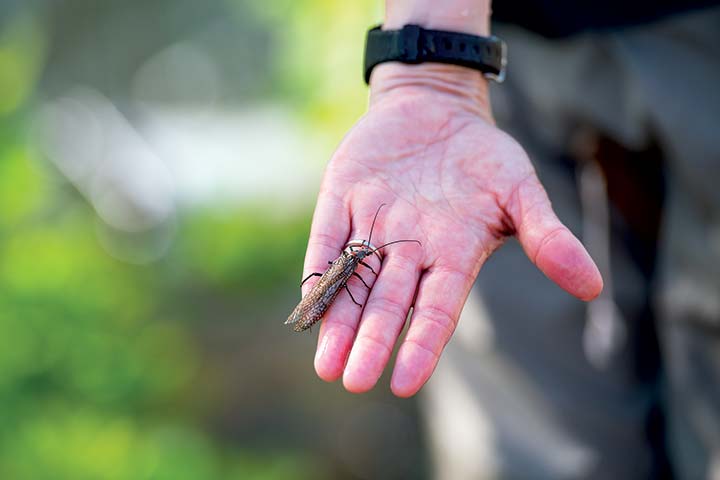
[352,272,371,289]
[300,272,322,286]
[359,260,377,275]
[344,285,362,307]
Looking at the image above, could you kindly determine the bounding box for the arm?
[302,0,603,397]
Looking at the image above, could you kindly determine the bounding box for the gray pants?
[423,8,720,479]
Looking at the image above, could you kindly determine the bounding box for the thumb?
[508,175,603,301]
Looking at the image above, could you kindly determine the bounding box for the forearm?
[385,0,491,35]
[370,0,493,118]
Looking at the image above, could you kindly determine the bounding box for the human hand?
[302,63,603,397]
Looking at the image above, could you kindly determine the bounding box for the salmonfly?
[286,204,421,332]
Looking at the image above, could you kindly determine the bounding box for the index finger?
[302,192,349,296]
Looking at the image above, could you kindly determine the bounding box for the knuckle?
[403,337,440,361]
[532,226,566,264]
[357,334,393,357]
[308,232,342,254]
[367,296,408,321]
[386,254,420,275]
[327,320,358,338]
[434,265,474,283]
[416,305,456,341]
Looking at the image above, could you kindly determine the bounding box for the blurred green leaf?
[0,2,396,478]
[0,10,45,116]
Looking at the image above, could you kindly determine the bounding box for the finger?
[313,254,382,382]
[303,193,352,382]
[302,193,348,296]
[342,246,422,393]
[313,280,370,382]
[508,175,603,301]
[391,267,475,398]
[312,207,384,382]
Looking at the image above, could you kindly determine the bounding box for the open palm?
[302,86,602,397]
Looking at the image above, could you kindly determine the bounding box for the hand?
[302,63,603,397]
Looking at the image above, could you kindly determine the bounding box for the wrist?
[369,62,492,123]
[372,1,493,120]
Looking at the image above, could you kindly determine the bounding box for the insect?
[286,204,421,332]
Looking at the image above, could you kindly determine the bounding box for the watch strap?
[364,24,506,84]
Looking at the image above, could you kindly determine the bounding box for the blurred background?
[0,1,430,478]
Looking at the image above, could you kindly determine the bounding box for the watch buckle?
[484,36,507,83]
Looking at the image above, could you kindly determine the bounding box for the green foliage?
[0,2,377,478]
[0,145,46,229]
[175,209,309,295]
[1,410,317,479]
[0,118,316,480]
[237,0,381,139]
[0,10,45,117]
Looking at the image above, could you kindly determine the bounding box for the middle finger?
[342,243,423,393]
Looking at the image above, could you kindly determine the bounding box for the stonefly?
[286,204,421,332]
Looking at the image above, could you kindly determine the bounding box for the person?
[300,1,720,478]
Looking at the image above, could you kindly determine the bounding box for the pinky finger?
[390,267,476,398]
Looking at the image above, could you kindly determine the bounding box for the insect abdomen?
[288,253,360,331]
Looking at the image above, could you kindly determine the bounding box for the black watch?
[363,24,507,85]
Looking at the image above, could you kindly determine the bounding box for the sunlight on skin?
[302,63,603,398]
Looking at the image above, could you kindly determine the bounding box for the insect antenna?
[370,239,422,256]
[366,203,386,247]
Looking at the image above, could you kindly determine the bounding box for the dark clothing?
[424,7,720,479]
[493,0,720,37]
